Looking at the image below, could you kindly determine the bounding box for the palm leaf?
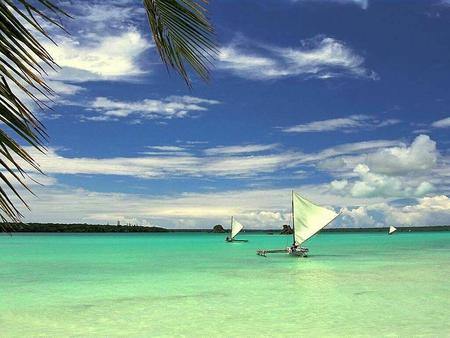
[0,0,68,227]
[143,0,217,86]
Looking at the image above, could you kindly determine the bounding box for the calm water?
[0,232,449,337]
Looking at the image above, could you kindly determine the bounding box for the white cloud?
[294,0,369,9]
[84,95,220,121]
[142,145,191,156]
[41,0,151,83]
[337,0,368,8]
[204,144,278,156]
[147,146,186,152]
[20,139,406,181]
[348,164,435,198]
[282,115,398,133]
[330,179,348,190]
[366,134,438,175]
[338,206,378,228]
[380,195,450,226]
[45,30,150,82]
[325,135,443,199]
[303,140,402,169]
[11,135,444,207]
[283,115,368,133]
[431,117,450,128]
[218,36,376,80]
[22,147,297,179]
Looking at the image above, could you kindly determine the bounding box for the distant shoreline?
[1,223,449,233]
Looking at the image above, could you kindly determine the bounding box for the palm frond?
[143,0,217,86]
[0,0,67,227]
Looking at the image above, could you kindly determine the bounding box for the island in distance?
[1,223,448,233]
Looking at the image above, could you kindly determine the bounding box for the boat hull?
[226,238,248,243]
[256,247,308,257]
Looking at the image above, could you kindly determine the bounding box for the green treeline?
[1,223,169,233]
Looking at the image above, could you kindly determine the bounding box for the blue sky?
[19,0,450,228]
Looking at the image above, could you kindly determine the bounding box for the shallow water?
[0,232,449,337]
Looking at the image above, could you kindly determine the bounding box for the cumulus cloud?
[45,30,150,82]
[326,135,443,199]
[431,117,450,128]
[218,36,376,80]
[366,135,437,175]
[282,115,399,133]
[338,206,378,228]
[379,195,450,226]
[348,164,435,198]
[42,0,151,83]
[334,195,450,228]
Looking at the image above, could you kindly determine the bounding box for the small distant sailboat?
[225,217,248,242]
[257,191,340,257]
[388,225,397,235]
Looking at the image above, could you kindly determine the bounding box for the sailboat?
[257,191,340,257]
[225,217,248,242]
[388,225,397,235]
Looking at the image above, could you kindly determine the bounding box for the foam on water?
[0,232,449,337]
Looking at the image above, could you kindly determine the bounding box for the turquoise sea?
[0,232,449,337]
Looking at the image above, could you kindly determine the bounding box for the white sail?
[293,192,339,246]
[389,226,397,234]
[231,219,244,239]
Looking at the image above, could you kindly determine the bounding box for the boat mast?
[230,216,233,238]
[291,190,295,245]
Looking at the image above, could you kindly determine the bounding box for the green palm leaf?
[0,0,68,227]
[144,0,217,86]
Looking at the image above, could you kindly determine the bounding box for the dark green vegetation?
[2,223,168,233]
[211,224,226,233]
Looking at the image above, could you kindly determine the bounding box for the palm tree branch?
[0,0,65,223]
[143,0,217,86]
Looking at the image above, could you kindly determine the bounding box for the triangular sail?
[293,192,339,245]
[231,219,244,239]
[389,226,397,234]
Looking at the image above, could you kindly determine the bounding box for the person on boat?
[287,243,298,253]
